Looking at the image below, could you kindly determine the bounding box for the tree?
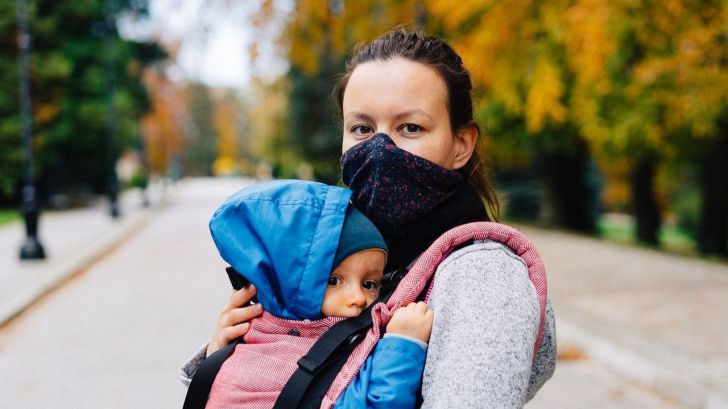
[183,83,217,176]
[246,76,294,178]
[560,0,728,253]
[256,0,726,252]
[212,90,246,176]
[425,0,601,232]
[140,66,183,176]
[0,0,162,204]
[425,0,728,252]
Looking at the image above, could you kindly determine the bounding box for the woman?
[181,29,556,408]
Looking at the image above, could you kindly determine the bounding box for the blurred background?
[0,0,728,257]
[0,1,727,408]
[1,0,727,257]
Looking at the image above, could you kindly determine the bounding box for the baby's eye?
[328,277,341,286]
[351,124,374,136]
[362,281,380,291]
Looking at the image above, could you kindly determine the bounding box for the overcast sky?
[121,0,291,88]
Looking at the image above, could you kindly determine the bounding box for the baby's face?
[320,249,386,318]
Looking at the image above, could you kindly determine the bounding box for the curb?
[0,193,171,327]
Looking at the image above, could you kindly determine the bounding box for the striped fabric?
[208,222,547,409]
[321,222,548,408]
[206,312,346,409]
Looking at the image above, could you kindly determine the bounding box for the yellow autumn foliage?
[426,0,726,150]
[213,95,240,175]
[140,69,184,174]
[526,59,567,133]
[255,0,727,163]
[285,0,421,76]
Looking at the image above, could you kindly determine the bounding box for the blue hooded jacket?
[209,180,426,408]
[209,180,352,320]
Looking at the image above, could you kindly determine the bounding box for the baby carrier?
[183,183,548,409]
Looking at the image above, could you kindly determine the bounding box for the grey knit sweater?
[422,240,555,408]
[179,240,556,407]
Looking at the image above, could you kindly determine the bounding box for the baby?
[205,180,432,408]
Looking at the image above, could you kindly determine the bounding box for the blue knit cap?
[333,206,388,269]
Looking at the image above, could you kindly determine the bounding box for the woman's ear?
[452,125,478,170]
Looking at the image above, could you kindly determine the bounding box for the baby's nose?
[348,287,367,307]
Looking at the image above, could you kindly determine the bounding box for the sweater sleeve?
[527,298,556,401]
[334,336,427,409]
[178,342,208,387]
[421,240,545,409]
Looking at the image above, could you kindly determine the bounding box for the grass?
[597,213,698,256]
[0,209,20,226]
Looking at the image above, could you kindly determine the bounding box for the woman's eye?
[399,124,423,136]
[328,277,341,286]
[351,125,374,136]
[362,281,379,290]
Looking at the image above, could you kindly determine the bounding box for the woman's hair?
[334,28,500,220]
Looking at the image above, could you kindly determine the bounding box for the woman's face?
[341,58,473,170]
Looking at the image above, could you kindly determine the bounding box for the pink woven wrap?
[320,222,548,408]
[206,312,345,409]
[207,222,547,409]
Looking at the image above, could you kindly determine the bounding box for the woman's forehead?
[343,58,448,116]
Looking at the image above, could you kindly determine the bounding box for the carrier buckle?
[297,356,319,373]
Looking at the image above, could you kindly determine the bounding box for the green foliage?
[0,0,161,202]
[286,66,344,183]
[127,170,147,188]
[0,209,20,226]
[597,214,696,256]
[673,185,701,236]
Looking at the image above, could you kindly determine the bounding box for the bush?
[673,185,700,237]
[128,172,148,189]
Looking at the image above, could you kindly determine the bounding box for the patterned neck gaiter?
[340,133,465,232]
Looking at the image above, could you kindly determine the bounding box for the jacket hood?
[209,180,352,320]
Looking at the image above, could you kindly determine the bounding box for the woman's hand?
[206,285,263,357]
[386,301,434,343]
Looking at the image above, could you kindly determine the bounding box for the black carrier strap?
[273,301,376,408]
[183,338,242,409]
[274,264,416,409]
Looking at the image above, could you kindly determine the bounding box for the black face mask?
[340,133,465,231]
[341,133,488,271]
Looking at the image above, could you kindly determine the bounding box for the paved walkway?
[1,178,726,408]
[0,178,249,408]
[0,181,173,325]
[522,226,728,409]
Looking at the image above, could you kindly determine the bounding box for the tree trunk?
[698,125,728,256]
[539,137,600,233]
[631,155,661,246]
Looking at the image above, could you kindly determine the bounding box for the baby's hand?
[386,301,434,343]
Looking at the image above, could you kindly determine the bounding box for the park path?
[0,177,725,408]
[0,178,243,408]
[523,225,728,409]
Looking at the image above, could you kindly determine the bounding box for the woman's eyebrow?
[346,109,434,123]
[393,109,434,122]
[346,111,375,122]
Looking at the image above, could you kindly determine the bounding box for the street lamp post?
[104,0,120,219]
[17,0,45,260]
